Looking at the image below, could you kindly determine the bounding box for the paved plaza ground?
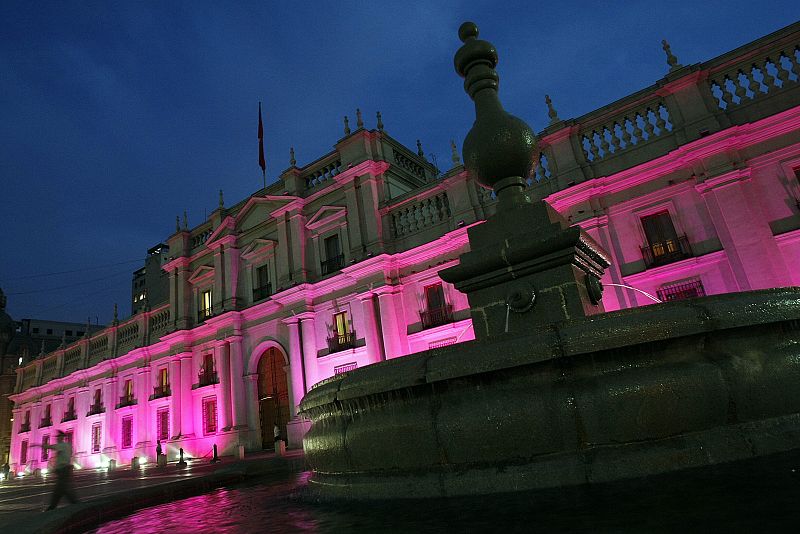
[0,449,305,533]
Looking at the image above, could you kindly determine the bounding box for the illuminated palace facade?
[8,23,800,472]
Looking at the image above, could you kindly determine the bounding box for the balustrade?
[148,306,170,339]
[392,148,427,181]
[420,304,454,329]
[63,347,81,375]
[304,159,342,189]
[327,331,356,353]
[191,227,213,249]
[389,191,451,238]
[88,335,109,364]
[708,41,799,111]
[117,320,140,351]
[41,357,58,382]
[579,99,673,163]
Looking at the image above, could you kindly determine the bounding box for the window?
[121,416,133,449]
[253,264,271,300]
[657,279,706,302]
[155,367,170,397]
[640,211,691,267]
[157,408,169,441]
[77,331,84,337]
[91,423,102,453]
[199,289,213,319]
[20,440,28,464]
[199,353,217,386]
[202,397,217,435]
[63,397,76,421]
[41,435,49,461]
[321,234,343,275]
[46,329,53,335]
[63,430,73,447]
[328,311,355,352]
[32,327,39,334]
[94,389,102,406]
[65,330,72,336]
[421,283,453,328]
[120,378,134,406]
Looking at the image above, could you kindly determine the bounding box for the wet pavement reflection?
[92,451,800,533]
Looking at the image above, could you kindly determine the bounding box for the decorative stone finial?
[356,108,364,129]
[175,216,180,233]
[289,147,296,167]
[183,211,188,230]
[113,303,118,324]
[343,116,351,136]
[60,331,66,348]
[454,22,536,204]
[0,287,6,311]
[376,111,384,131]
[416,139,424,157]
[545,95,560,124]
[662,39,681,71]
[85,318,91,338]
[218,189,224,210]
[450,139,461,166]
[39,340,45,357]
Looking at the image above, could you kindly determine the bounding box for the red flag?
[258,102,266,174]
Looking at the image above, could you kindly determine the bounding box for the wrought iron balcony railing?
[253,284,272,301]
[61,411,77,422]
[320,254,344,276]
[420,304,454,329]
[19,423,31,433]
[197,371,219,388]
[152,384,171,399]
[39,418,52,428]
[87,404,105,416]
[327,331,356,353]
[117,395,136,408]
[641,235,693,268]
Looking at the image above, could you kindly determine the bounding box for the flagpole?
[258,101,267,193]
[262,168,266,192]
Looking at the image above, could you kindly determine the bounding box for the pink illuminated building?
[7,23,800,473]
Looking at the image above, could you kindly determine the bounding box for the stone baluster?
[761,58,776,89]
[776,52,792,84]
[747,65,761,96]
[643,108,656,138]
[733,72,748,101]
[654,105,668,134]
[599,127,611,155]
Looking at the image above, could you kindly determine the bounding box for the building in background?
[7,22,800,474]
[131,243,170,315]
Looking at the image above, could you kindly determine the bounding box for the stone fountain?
[299,23,800,500]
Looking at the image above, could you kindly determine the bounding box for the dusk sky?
[1,1,798,326]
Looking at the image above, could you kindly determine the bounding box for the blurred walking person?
[34,430,79,510]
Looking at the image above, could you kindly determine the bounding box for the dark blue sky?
[1,1,798,325]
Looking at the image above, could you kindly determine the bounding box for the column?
[135,365,151,450]
[299,314,318,389]
[75,387,89,456]
[29,402,41,468]
[698,172,792,290]
[215,342,233,431]
[224,245,241,310]
[228,336,247,429]
[243,374,260,434]
[213,248,225,311]
[179,353,195,437]
[376,289,408,359]
[284,319,305,417]
[102,377,117,453]
[359,294,384,364]
[169,358,182,439]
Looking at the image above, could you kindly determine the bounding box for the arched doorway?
[257,347,290,449]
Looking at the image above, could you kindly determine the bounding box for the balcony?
[327,331,356,353]
[19,423,31,433]
[641,235,693,268]
[420,304,454,329]
[253,284,272,302]
[87,404,105,416]
[320,254,344,276]
[39,418,52,428]
[117,395,136,408]
[197,371,219,388]
[197,307,214,323]
[152,384,171,399]
[61,411,77,422]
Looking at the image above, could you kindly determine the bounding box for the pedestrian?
[273,422,281,444]
[156,439,162,459]
[34,430,79,510]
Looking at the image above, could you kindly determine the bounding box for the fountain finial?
[454,22,536,204]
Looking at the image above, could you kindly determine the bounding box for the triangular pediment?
[241,238,278,260]
[305,205,347,231]
[188,265,215,284]
[205,216,236,247]
[235,195,300,233]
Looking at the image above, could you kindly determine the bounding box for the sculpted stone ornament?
[454,22,536,209]
[441,22,611,338]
